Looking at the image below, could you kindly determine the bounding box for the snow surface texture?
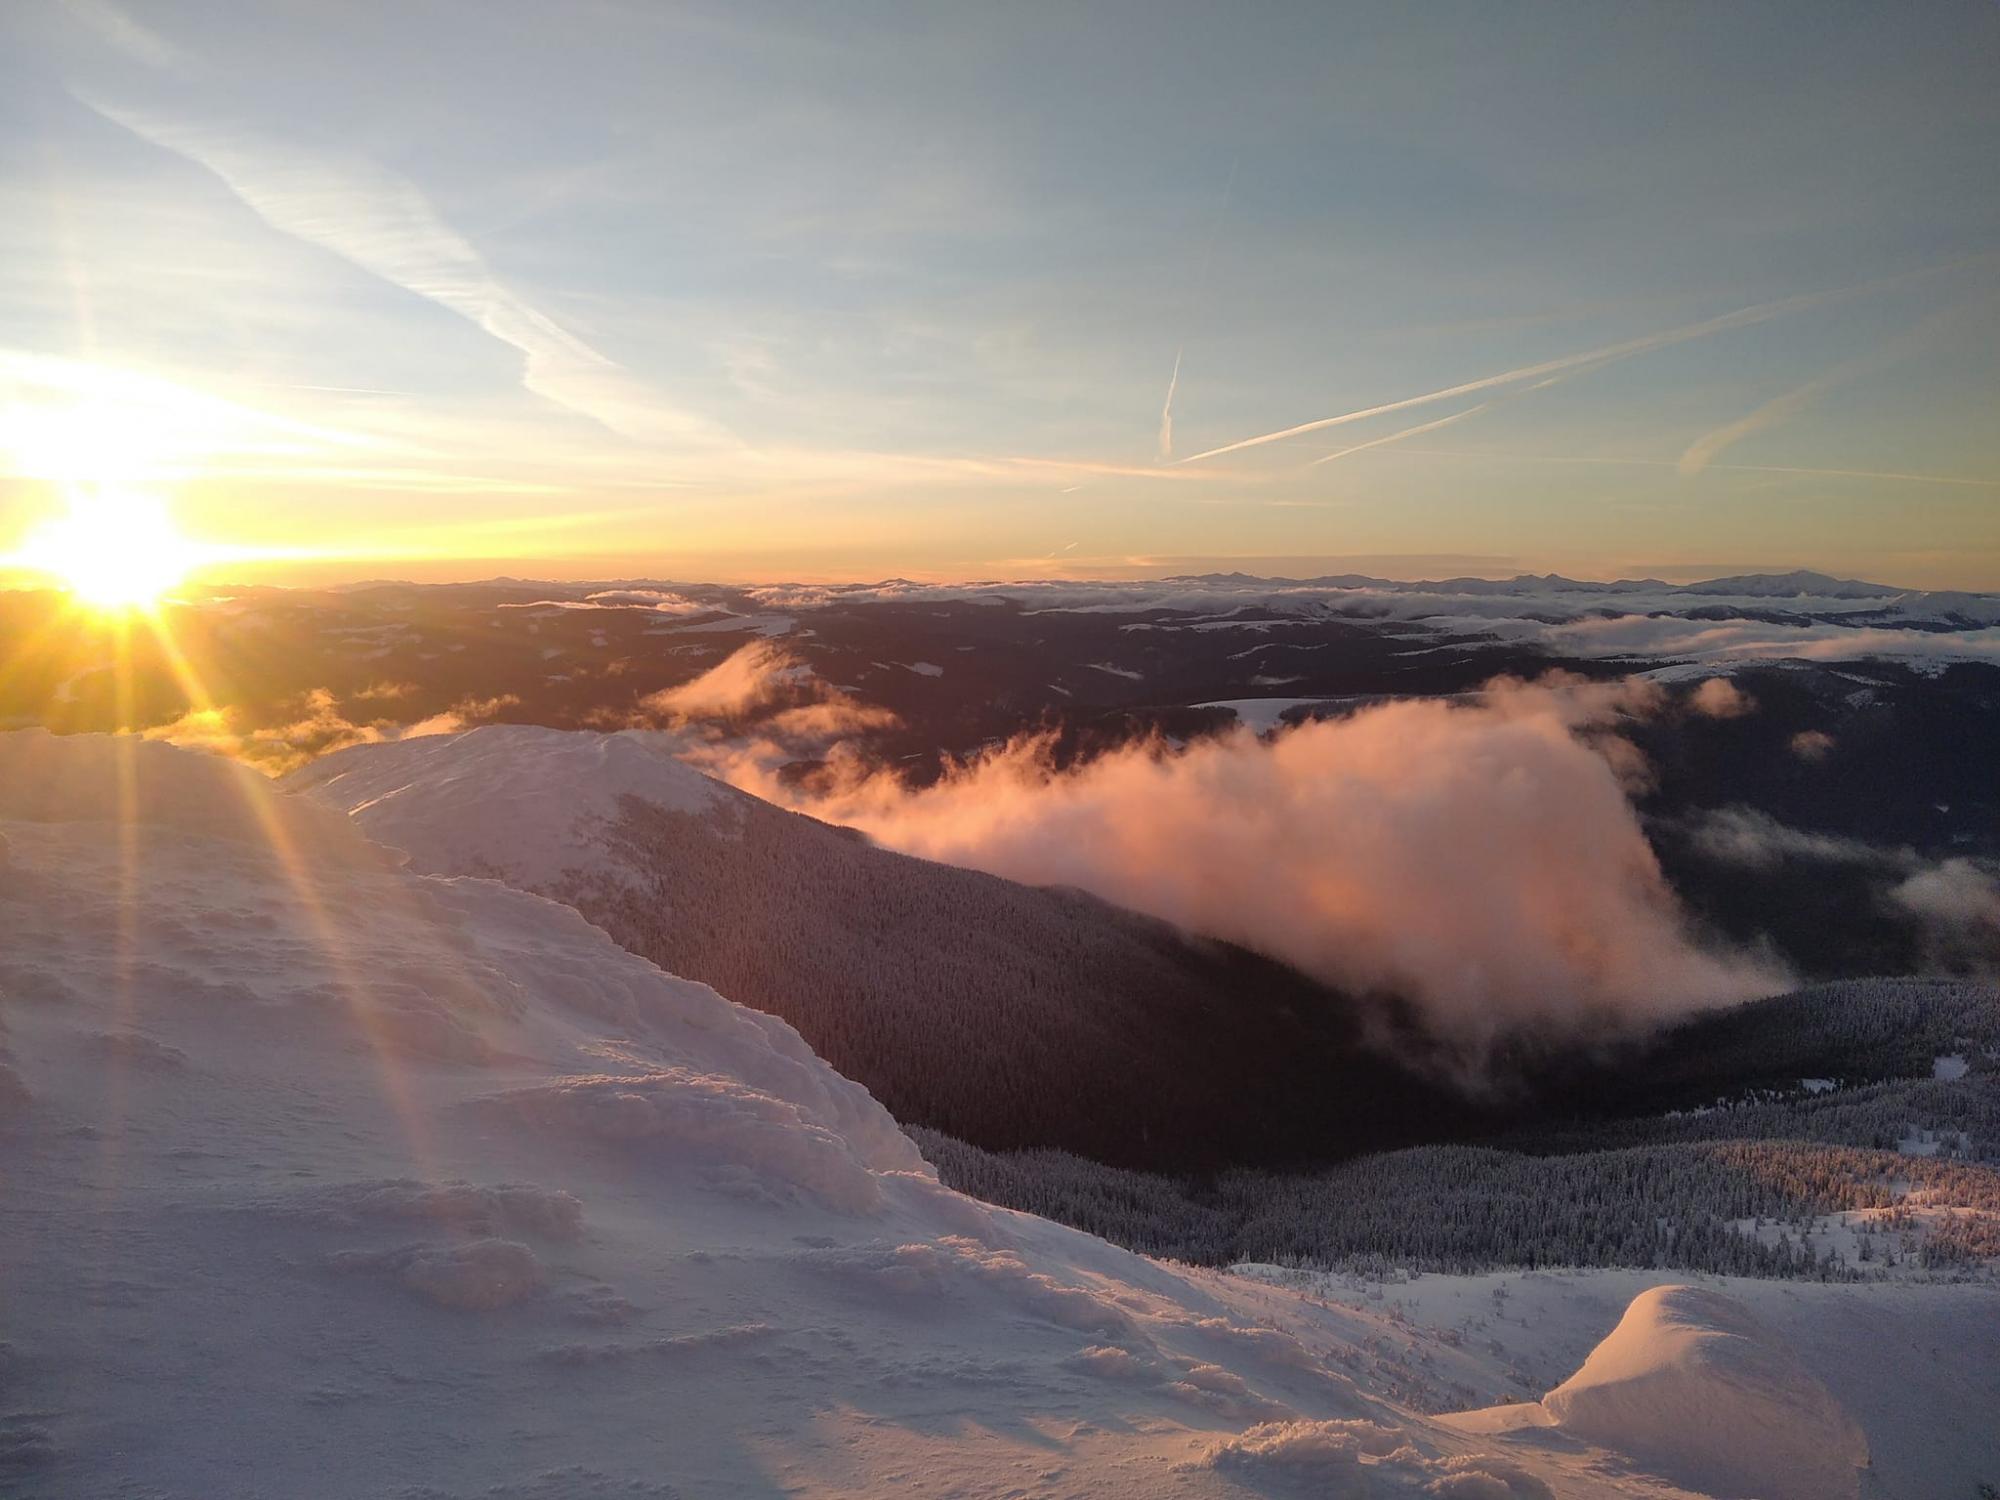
[3,727,1990,1498]
[286,723,726,889]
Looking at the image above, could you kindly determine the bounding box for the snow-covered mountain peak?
[285,722,730,887]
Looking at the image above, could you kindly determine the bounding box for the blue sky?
[2,0,1997,585]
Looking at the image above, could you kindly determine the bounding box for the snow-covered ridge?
[1,729,1984,1497]
[0,729,909,1182]
[285,723,729,888]
[0,731,1571,1495]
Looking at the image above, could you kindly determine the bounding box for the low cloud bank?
[1539,614,2000,668]
[1686,806,2000,969]
[1893,861,2000,967]
[697,659,1784,1056]
[145,688,515,775]
[639,640,811,720]
[723,574,2000,675]
[498,589,714,615]
[633,641,897,740]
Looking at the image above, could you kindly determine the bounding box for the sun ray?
[0,598,92,707]
[83,616,146,1244]
[135,610,444,1174]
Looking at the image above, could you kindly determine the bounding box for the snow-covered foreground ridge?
[0,726,1974,1498]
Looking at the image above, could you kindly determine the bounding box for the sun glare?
[15,493,208,611]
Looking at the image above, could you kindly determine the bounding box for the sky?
[1,0,1997,589]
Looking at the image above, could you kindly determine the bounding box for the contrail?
[1157,157,1238,461]
[1157,347,1183,461]
[1677,293,1993,477]
[1306,369,1579,469]
[1175,272,1956,467]
[1306,401,1493,467]
[1678,379,1834,480]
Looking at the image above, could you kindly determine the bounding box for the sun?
[14,492,209,611]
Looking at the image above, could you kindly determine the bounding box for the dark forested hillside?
[563,792,1502,1170]
[917,1091,2000,1278]
[917,978,2000,1280]
[1520,977,2000,1121]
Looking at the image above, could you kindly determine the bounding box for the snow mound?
[1539,1284,1868,1499]
[284,723,726,888]
[1199,1416,1385,1473]
[1194,1419,1552,1498]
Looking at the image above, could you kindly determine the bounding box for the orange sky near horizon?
[3,2,1998,598]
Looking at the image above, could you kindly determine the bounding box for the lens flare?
[14,492,209,611]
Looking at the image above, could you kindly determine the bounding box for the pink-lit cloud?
[699,664,1784,1056]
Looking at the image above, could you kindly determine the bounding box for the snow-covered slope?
[283,722,725,888]
[8,728,1993,1498]
[0,728,1602,1498]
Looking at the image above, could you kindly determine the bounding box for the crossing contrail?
[1175,271,1957,467]
[1306,401,1494,467]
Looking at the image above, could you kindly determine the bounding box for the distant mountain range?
[1156,568,1916,598]
[256,567,1972,601]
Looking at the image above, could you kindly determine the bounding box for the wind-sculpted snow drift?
[0,729,1968,1497]
[1446,1285,1870,1500]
